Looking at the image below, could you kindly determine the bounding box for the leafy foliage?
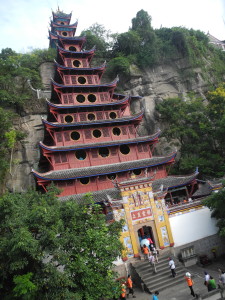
[156,84,225,178]
[0,187,124,299]
[203,184,225,236]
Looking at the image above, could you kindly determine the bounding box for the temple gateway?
[32,9,222,262]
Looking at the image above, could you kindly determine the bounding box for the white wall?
[169,207,219,247]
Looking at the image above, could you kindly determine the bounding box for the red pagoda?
[32,9,199,222]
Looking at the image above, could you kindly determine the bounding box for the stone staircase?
[130,254,187,293]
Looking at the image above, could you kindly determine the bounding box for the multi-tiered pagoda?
[32,9,200,257]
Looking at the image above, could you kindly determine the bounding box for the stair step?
[146,277,185,292]
[141,269,184,282]
[131,255,187,293]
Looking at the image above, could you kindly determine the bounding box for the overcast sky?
[0,0,225,53]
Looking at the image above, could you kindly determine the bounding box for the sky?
[0,0,225,53]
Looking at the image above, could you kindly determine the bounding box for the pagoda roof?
[59,188,120,203]
[117,170,198,192]
[40,131,161,152]
[32,152,176,181]
[55,59,105,71]
[114,93,142,100]
[46,95,129,109]
[58,170,198,204]
[49,32,86,42]
[152,170,199,192]
[52,11,72,20]
[51,20,78,29]
[57,46,95,56]
[51,76,119,91]
[42,110,144,128]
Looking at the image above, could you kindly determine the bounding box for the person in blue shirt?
[152,291,159,300]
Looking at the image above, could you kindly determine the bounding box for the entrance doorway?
[138,225,155,247]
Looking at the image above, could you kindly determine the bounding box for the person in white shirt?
[168,257,176,277]
[204,271,210,291]
[219,269,225,287]
[148,252,155,265]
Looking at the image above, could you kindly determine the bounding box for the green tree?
[112,31,141,56]
[156,87,225,177]
[131,9,155,44]
[0,187,124,299]
[203,184,225,236]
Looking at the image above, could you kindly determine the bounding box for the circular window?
[75,150,87,160]
[99,147,109,157]
[76,94,85,103]
[78,77,86,84]
[88,94,97,103]
[93,129,102,138]
[112,127,121,136]
[62,32,68,36]
[64,115,73,123]
[69,46,77,51]
[87,113,96,121]
[120,145,130,155]
[107,174,116,180]
[73,60,81,67]
[109,112,117,119]
[133,169,142,176]
[71,131,80,140]
[80,177,90,185]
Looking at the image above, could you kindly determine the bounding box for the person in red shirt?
[126,275,136,298]
[185,272,196,298]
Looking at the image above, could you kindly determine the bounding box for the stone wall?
[171,234,225,261]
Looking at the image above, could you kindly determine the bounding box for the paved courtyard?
[129,257,225,300]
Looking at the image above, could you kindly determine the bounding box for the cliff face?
[6,59,219,192]
[127,58,210,137]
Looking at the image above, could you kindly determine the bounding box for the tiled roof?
[192,182,212,197]
[152,172,198,192]
[32,153,176,180]
[46,95,129,109]
[55,59,105,71]
[40,131,160,152]
[59,188,120,204]
[42,111,144,128]
[51,21,78,28]
[51,77,119,89]
[57,46,95,56]
[119,175,155,186]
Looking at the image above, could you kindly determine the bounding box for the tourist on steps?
[126,274,136,298]
[204,271,210,291]
[208,276,217,291]
[152,290,159,300]
[185,272,196,298]
[168,257,176,277]
[143,244,149,260]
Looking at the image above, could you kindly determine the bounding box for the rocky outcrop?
[126,58,212,137]
[7,59,220,192]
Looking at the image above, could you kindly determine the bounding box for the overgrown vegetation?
[0,187,124,299]
[0,47,56,189]
[81,9,225,82]
[203,181,225,236]
[155,83,225,178]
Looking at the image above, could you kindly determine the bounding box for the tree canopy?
[155,83,225,178]
[203,183,225,236]
[0,187,124,299]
